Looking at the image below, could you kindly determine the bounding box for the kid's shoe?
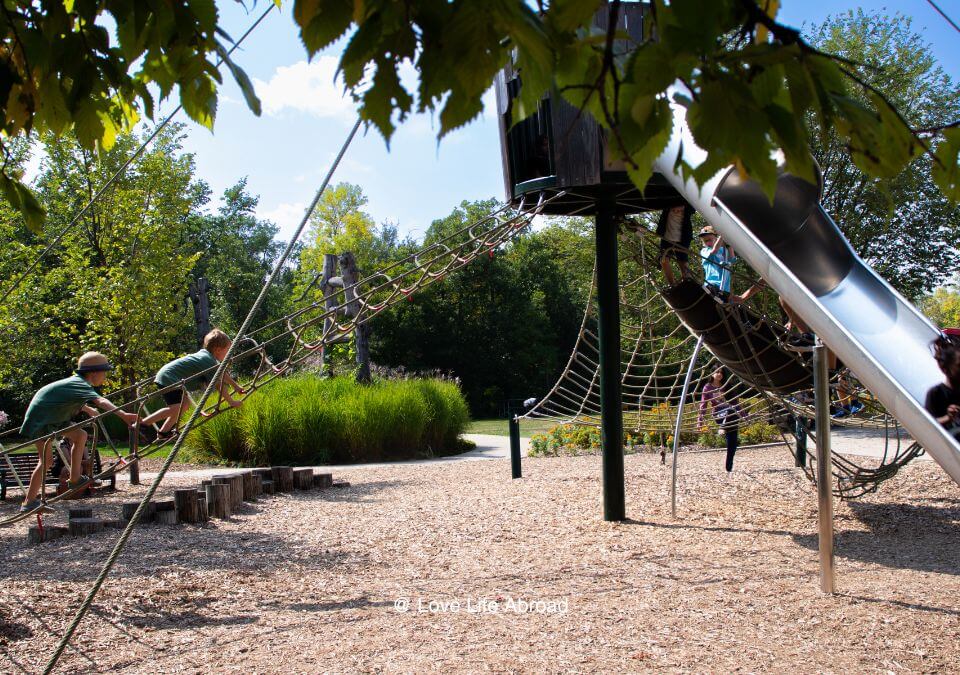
[67,475,92,490]
[19,500,54,514]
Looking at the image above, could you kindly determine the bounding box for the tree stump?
[121,501,155,523]
[154,499,176,513]
[332,480,351,488]
[102,519,126,529]
[69,518,106,537]
[271,466,294,492]
[293,468,314,490]
[196,493,209,522]
[174,489,201,524]
[313,473,334,489]
[155,509,178,525]
[28,525,68,544]
[260,479,275,495]
[68,507,94,520]
[212,475,242,511]
[252,468,273,484]
[241,471,259,501]
[206,483,231,519]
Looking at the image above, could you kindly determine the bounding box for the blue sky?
[174,1,960,244]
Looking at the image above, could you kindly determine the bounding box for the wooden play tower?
[494,1,678,521]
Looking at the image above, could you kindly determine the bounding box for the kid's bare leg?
[24,438,53,503]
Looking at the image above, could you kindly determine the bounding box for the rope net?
[0,192,570,526]
[522,211,923,498]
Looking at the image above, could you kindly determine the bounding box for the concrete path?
[127,434,529,482]
[830,426,926,462]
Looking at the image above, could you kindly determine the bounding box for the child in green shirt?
[141,328,245,436]
[19,351,138,512]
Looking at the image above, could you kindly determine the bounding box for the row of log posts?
[29,467,339,542]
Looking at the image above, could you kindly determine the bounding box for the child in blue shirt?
[698,226,736,300]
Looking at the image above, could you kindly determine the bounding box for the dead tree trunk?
[338,251,371,383]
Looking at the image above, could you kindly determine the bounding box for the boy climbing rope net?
[18,352,138,513]
[140,328,245,438]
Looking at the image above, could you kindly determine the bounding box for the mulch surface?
[1,447,958,673]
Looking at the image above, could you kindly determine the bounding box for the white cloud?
[253,57,356,120]
[259,201,308,242]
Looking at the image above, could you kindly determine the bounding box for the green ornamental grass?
[184,375,470,465]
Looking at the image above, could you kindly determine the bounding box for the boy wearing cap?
[19,352,139,512]
[140,328,245,437]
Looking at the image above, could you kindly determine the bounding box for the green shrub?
[183,375,471,465]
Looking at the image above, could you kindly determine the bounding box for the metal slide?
[652,86,960,486]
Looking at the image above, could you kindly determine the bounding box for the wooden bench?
[1,447,115,501]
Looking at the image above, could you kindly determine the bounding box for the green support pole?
[509,414,522,479]
[595,197,625,521]
[795,416,807,468]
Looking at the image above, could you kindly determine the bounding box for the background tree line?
[1,12,958,423]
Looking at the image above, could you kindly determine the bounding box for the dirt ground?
[0,447,958,673]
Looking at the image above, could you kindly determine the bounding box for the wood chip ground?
[0,447,958,673]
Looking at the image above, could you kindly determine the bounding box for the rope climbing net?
[522,209,924,498]
[0,191,568,528]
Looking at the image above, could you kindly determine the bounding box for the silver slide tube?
[653,83,960,486]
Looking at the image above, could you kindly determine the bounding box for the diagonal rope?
[42,117,363,675]
[0,3,276,308]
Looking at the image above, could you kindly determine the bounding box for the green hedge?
[184,375,470,465]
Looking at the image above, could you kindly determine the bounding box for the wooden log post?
[174,488,201,524]
[196,490,209,522]
[293,468,314,490]
[241,471,259,501]
[206,482,231,519]
[261,479,275,495]
[69,518,106,537]
[313,473,334,489]
[121,501,155,524]
[338,252,372,383]
[68,507,94,520]
[230,474,245,509]
[28,525,69,544]
[271,466,294,492]
[154,499,177,525]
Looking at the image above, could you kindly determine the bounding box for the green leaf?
[180,75,217,130]
[361,59,413,143]
[296,0,353,55]
[36,77,70,134]
[933,128,960,202]
[73,100,106,149]
[216,45,262,116]
[547,0,604,33]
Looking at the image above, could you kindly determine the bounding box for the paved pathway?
[127,434,528,482]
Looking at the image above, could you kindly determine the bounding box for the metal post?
[128,427,140,486]
[813,337,835,594]
[671,335,704,518]
[794,416,807,467]
[509,414,522,479]
[596,197,625,521]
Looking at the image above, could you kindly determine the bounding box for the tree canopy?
[1,1,959,231]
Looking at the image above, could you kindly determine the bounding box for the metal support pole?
[128,427,140,486]
[509,414,522,479]
[794,416,808,467]
[671,335,704,518]
[813,337,835,594]
[596,197,625,521]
